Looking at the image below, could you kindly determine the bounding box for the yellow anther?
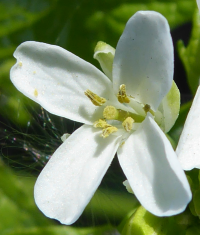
[101,126,118,138]
[93,119,109,128]
[117,84,130,103]
[143,104,155,116]
[122,117,134,132]
[34,89,38,98]
[85,89,106,106]
[18,61,23,67]
[103,106,119,120]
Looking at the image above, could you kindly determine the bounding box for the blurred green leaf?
[178,10,200,95]
[0,159,53,231]
[86,0,196,48]
[85,188,139,223]
[2,224,118,235]
[120,206,183,235]
[168,101,191,145]
[0,0,57,38]
[186,226,200,235]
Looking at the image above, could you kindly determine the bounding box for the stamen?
[117,84,130,103]
[93,119,109,128]
[143,104,151,112]
[85,89,106,106]
[101,126,118,138]
[143,104,155,116]
[122,117,134,132]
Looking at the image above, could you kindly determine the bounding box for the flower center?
[85,85,152,138]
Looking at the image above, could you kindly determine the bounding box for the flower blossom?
[10,11,191,225]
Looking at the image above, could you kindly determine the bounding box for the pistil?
[103,106,144,123]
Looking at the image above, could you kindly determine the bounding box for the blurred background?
[0,0,198,234]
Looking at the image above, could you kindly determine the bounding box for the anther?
[122,117,134,132]
[117,84,130,103]
[85,89,106,106]
[101,126,118,138]
[93,119,109,128]
[143,104,155,116]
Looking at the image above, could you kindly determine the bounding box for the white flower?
[10,11,191,225]
[176,86,200,170]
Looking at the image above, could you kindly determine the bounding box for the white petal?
[117,114,191,216]
[10,41,117,124]
[94,41,115,80]
[34,124,122,225]
[176,86,200,170]
[197,0,200,11]
[113,11,174,111]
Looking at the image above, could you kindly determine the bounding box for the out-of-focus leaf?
[2,225,119,235]
[0,158,53,233]
[193,189,200,216]
[85,188,139,223]
[186,226,200,235]
[120,206,182,235]
[0,0,57,38]
[86,0,195,46]
[178,10,200,95]
[0,47,16,60]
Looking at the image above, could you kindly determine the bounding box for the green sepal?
[157,81,180,133]
[94,41,115,80]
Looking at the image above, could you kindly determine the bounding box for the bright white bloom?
[176,86,200,170]
[10,11,191,225]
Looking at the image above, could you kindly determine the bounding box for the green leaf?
[84,188,139,223]
[86,0,196,46]
[186,226,200,235]
[0,0,57,38]
[178,10,200,95]
[0,159,53,233]
[120,206,182,235]
[2,225,118,235]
